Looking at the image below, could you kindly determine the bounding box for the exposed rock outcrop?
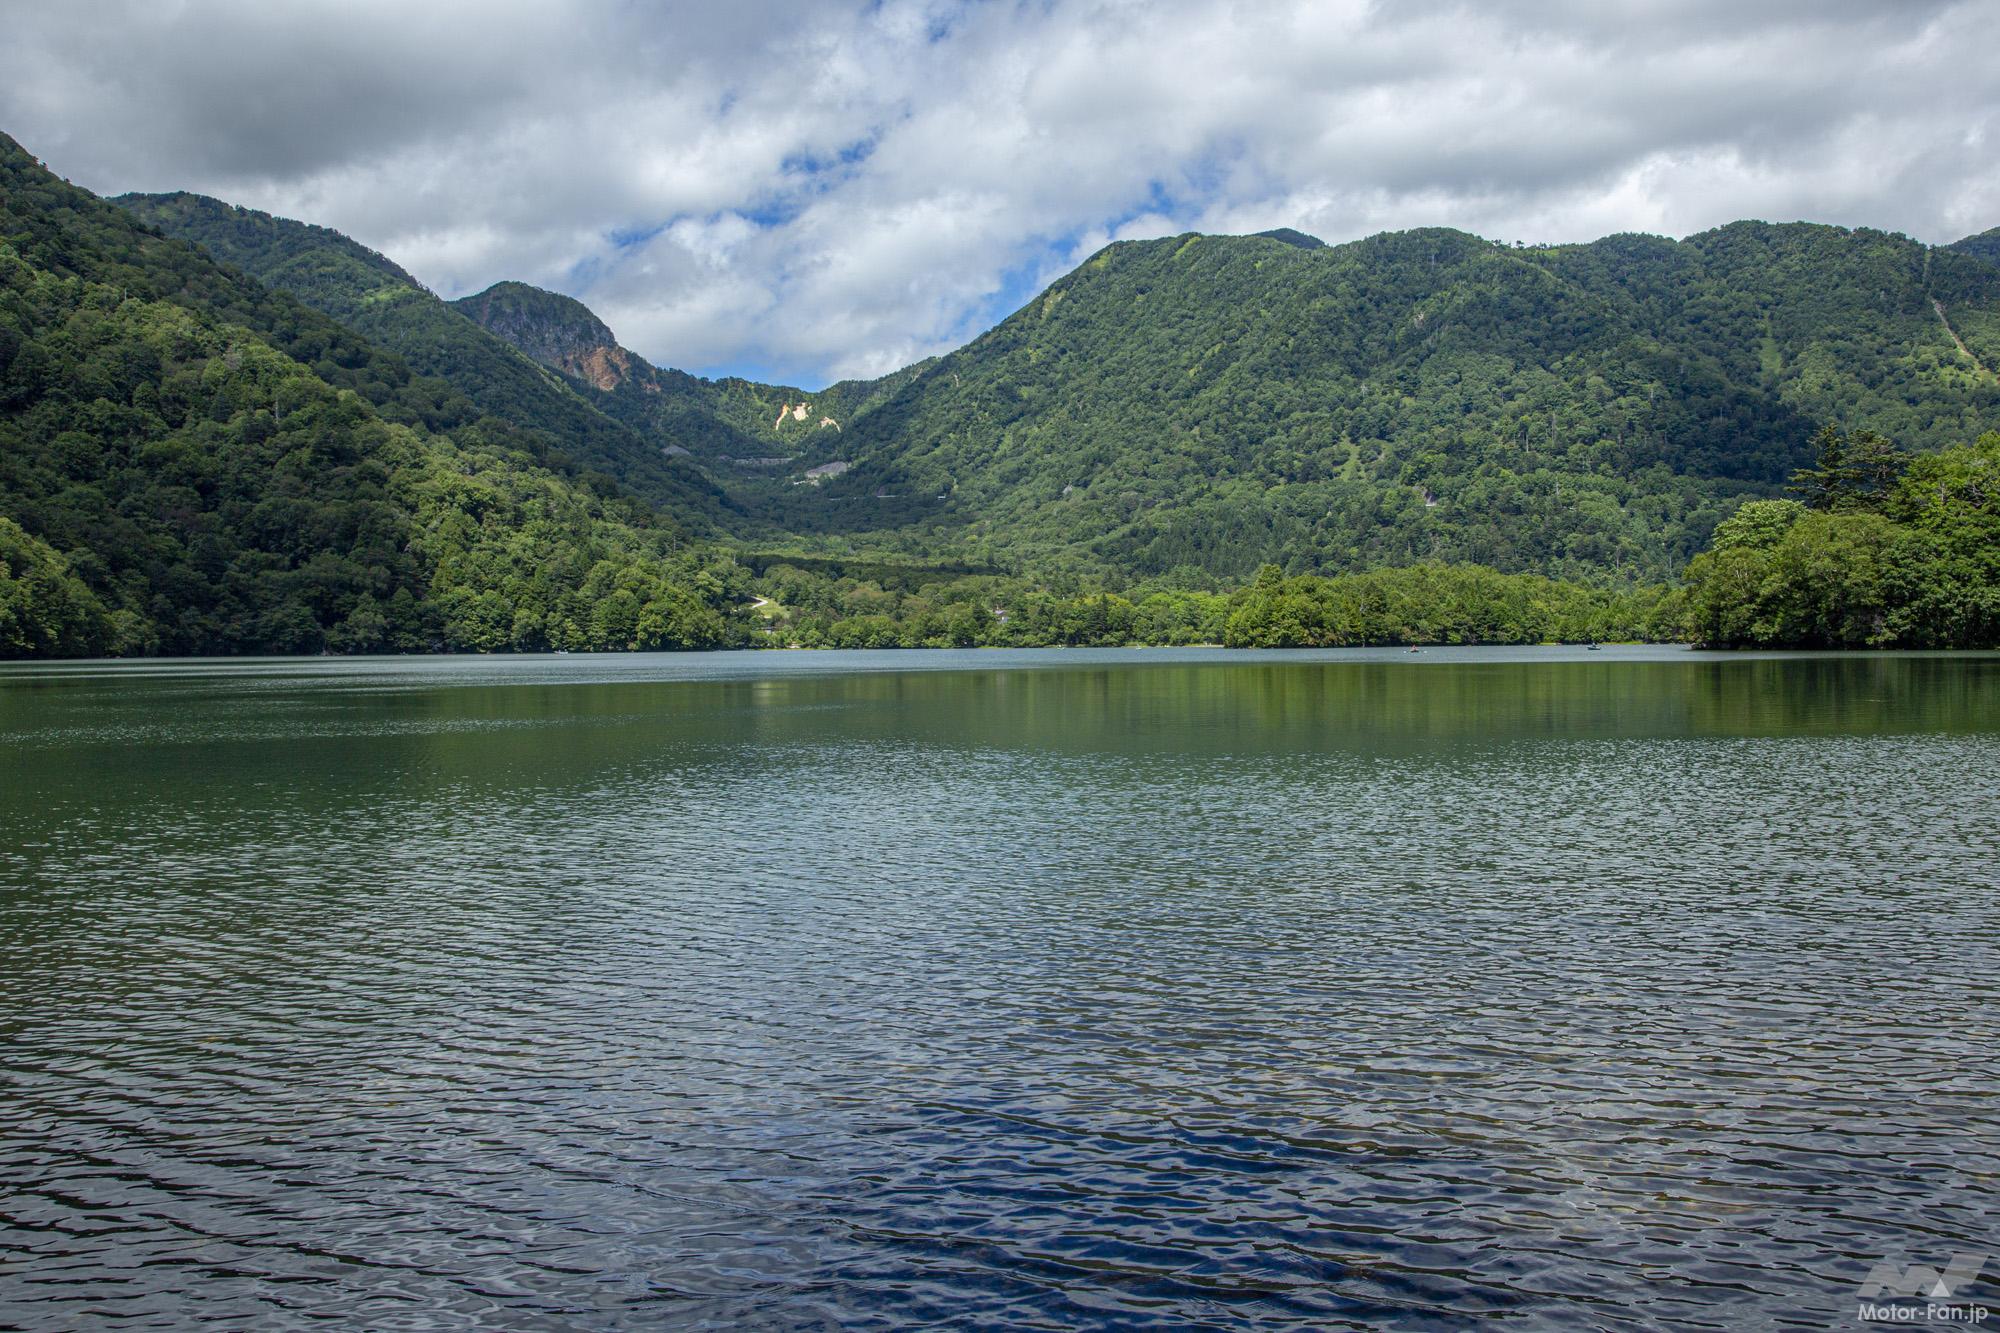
[451,281,631,388]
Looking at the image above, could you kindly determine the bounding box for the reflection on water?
[1,648,1997,1329]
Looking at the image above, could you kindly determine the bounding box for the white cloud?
[3,0,1995,385]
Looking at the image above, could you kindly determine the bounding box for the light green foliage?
[748,559,1663,649]
[1222,563,1665,647]
[1682,431,2000,647]
[1711,499,1806,551]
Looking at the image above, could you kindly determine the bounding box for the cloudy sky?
[4,0,1996,387]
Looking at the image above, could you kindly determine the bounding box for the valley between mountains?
[4,130,1997,655]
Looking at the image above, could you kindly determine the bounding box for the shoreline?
[13,643,2000,676]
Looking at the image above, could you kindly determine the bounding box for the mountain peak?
[1252,227,1325,250]
[451,281,630,389]
[1950,226,2000,268]
[116,190,423,290]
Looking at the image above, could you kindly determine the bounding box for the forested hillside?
[1952,227,2000,269]
[792,224,2000,582]
[112,191,743,530]
[0,135,744,657]
[450,279,922,470]
[12,123,1999,657]
[1682,426,2000,648]
[122,186,2000,593]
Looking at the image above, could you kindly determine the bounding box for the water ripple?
[1,650,1997,1329]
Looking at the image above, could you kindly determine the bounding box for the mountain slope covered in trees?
[111,190,743,531]
[786,223,2000,581]
[449,279,923,471]
[13,125,2000,657]
[1952,227,2000,270]
[0,134,744,656]
[118,183,2000,591]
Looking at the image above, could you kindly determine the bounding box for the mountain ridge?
[780,219,2000,579]
[0,131,745,656]
[92,171,2000,584]
[111,189,747,532]
[447,278,925,490]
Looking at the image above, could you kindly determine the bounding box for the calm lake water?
[2,646,1997,1329]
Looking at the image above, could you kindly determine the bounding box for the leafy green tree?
[1789,425,1907,511]
[944,601,993,647]
[0,517,112,657]
[1711,499,1806,551]
[1787,424,1860,510]
[1684,432,2000,648]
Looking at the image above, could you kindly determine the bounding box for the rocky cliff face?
[449,281,885,460]
[451,281,632,388]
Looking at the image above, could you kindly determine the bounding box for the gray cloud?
[4,0,1994,385]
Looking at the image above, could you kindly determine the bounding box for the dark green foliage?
[1253,228,1325,250]
[3,157,464,434]
[786,224,2000,583]
[1683,431,2000,647]
[747,559,1667,649]
[1786,424,1908,510]
[1951,227,2000,270]
[0,133,744,658]
[112,192,741,530]
[0,516,115,656]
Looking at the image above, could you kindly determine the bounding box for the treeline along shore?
[3,130,1997,659]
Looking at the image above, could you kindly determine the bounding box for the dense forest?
[137,191,2000,591]
[6,129,2000,657]
[0,134,742,657]
[741,560,1666,650]
[112,191,744,531]
[781,224,2000,583]
[1683,427,2000,648]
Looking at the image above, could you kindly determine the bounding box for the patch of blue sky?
[779,134,880,188]
[565,251,606,292]
[861,0,981,45]
[608,222,668,250]
[699,355,821,391]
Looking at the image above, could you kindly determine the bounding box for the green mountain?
[0,133,743,657]
[448,280,624,386]
[1952,227,2000,269]
[111,190,742,530]
[786,224,2000,581]
[438,221,2000,586]
[68,152,2000,597]
[449,279,922,477]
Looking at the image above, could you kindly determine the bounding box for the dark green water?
[1,647,1996,1329]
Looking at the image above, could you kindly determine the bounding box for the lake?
[1,647,1996,1329]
